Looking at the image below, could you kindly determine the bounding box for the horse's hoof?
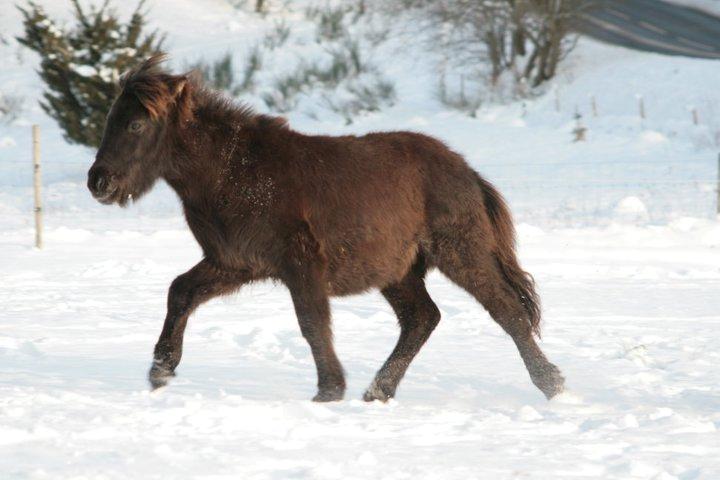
[362,379,393,402]
[542,380,565,400]
[148,363,175,391]
[536,365,565,400]
[312,386,345,402]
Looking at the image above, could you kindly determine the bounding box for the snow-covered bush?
[16,0,164,148]
[263,38,394,121]
[255,4,394,122]
[227,0,271,14]
[0,93,24,124]
[614,196,650,224]
[189,49,262,97]
[327,77,396,122]
[438,74,483,115]
[263,20,291,49]
[307,4,348,41]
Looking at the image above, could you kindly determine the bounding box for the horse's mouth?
[88,166,137,206]
[94,185,133,206]
[94,185,119,205]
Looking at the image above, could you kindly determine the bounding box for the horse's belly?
[312,168,426,296]
[324,226,422,296]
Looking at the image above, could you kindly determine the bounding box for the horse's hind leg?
[436,237,564,399]
[364,265,441,402]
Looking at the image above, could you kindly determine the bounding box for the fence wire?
[1,152,718,225]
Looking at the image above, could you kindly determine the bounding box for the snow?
[72,65,99,77]
[667,0,720,16]
[0,136,16,148]
[2,220,719,479]
[1,0,720,478]
[614,196,649,224]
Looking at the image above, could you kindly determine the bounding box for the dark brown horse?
[87,55,564,402]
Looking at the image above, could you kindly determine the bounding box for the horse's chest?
[183,199,274,271]
[217,162,277,216]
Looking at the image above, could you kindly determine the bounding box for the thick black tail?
[477,174,542,337]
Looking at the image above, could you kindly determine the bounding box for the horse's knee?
[167,274,197,314]
[424,302,441,331]
[398,300,440,334]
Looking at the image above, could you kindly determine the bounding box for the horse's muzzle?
[87,165,117,204]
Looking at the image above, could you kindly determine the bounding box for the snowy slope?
[1,1,720,479]
[2,0,720,225]
[668,0,720,16]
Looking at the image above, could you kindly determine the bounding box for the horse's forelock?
[119,54,190,121]
[129,76,174,120]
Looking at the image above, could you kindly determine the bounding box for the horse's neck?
[164,108,255,206]
[162,124,218,195]
[164,157,215,205]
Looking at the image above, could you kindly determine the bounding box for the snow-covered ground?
[1,0,720,478]
[2,219,719,479]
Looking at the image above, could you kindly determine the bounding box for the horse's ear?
[118,70,131,89]
[168,74,194,123]
[167,75,188,99]
[272,116,289,128]
[186,69,203,85]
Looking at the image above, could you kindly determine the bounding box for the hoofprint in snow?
[1,217,719,479]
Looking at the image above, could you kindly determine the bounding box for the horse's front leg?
[286,276,346,402]
[283,221,345,402]
[149,259,254,389]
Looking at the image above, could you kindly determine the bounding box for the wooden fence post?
[573,107,587,142]
[32,124,43,249]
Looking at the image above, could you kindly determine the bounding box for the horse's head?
[88,54,191,206]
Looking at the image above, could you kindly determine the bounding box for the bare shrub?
[396,0,581,103]
[227,0,269,13]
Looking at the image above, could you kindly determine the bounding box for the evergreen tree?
[17,0,164,148]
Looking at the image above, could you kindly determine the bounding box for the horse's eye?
[129,121,143,133]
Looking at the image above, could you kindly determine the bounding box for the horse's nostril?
[95,175,106,193]
[88,166,111,196]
